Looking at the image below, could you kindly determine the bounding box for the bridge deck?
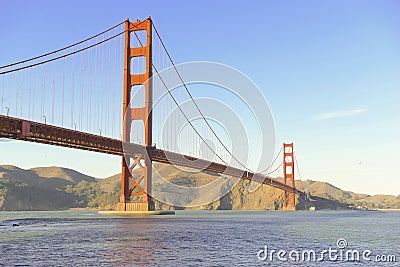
[0,115,300,193]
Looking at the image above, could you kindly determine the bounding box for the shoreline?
[376,208,400,212]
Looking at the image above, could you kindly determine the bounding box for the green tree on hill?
[65,180,118,208]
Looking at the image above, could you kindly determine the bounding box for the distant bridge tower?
[283,143,296,210]
[118,18,154,212]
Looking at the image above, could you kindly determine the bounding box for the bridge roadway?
[0,115,300,194]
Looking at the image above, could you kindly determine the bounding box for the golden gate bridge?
[0,17,303,212]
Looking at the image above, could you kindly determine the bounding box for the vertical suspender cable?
[106,32,110,137]
[71,52,75,128]
[97,37,100,133]
[119,32,125,140]
[112,30,117,138]
[100,34,104,136]
[94,37,98,132]
[41,65,46,121]
[294,153,306,193]
[15,72,18,117]
[8,74,11,117]
[32,67,36,120]
[102,37,106,136]
[21,70,24,118]
[80,43,84,130]
[43,65,46,121]
[79,45,83,131]
[62,52,66,127]
[52,60,56,124]
[87,46,91,131]
[28,69,32,119]
[1,74,4,115]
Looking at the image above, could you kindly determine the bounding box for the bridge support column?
[117,17,154,212]
[283,143,296,210]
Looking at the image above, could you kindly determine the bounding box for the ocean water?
[0,210,399,266]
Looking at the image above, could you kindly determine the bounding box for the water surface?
[0,210,399,266]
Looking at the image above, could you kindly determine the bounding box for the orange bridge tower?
[118,18,154,212]
[283,143,296,210]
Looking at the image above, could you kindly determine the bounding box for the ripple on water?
[0,210,399,266]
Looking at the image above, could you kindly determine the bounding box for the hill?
[0,164,399,211]
[299,179,400,209]
[0,165,118,210]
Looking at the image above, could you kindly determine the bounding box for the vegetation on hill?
[65,180,119,209]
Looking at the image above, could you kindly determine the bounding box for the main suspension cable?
[153,22,264,174]
[132,30,230,166]
[0,31,125,75]
[260,144,283,174]
[294,152,306,193]
[0,21,125,70]
[0,20,148,76]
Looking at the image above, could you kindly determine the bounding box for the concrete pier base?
[98,210,175,216]
[117,202,150,212]
[283,206,296,211]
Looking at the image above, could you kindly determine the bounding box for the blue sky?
[1,1,399,195]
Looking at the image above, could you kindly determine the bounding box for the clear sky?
[1,1,399,195]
